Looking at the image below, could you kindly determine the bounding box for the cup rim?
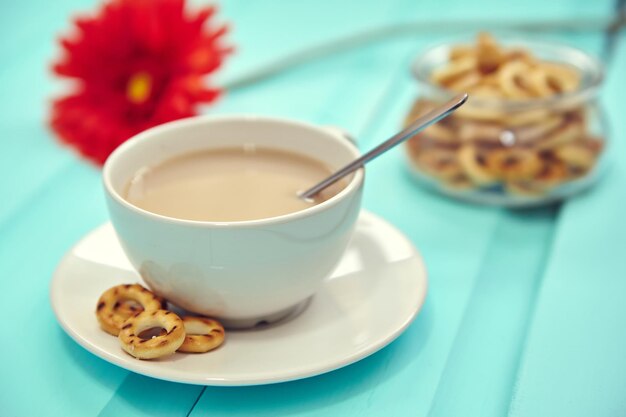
[102,114,364,228]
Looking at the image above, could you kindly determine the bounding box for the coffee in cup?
[124,146,347,222]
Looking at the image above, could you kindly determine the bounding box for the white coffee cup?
[103,115,364,328]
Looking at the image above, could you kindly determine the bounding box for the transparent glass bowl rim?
[411,37,605,111]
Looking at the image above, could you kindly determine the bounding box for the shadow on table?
[192,301,432,415]
[58,329,127,390]
[57,301,432,416]
[59,329,207,416]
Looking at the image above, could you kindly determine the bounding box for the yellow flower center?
[126,72,152,104]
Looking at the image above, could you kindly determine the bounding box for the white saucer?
[50,211,427,386]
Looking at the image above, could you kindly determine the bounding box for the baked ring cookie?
[455,104,504,123]
[450,44,474,60]
[512,116,562,144]
[466,84,502,99]
[554,142,596,174]
[483,148,543,181]
[458,121,502,143]
[536,119,584,149]
[502,108,552,127]
[118,310,185,359]
[506,181,543,196]
[114,292,166,318]
[526,67,555,97]
[96,284,164,336]
[113,300,144,319]
[431,56,476,86]
[498,60,534,99]
[440,174,474,191]
[447,70,482,92]
[420,124,457,145]
[531,160,571,189]
[505,48,537,66]
[539,62,580,94]
[476,32,505,74]
[506,161,568,195]
[404,99,434,126]
[457,145,499,186]
[412,148,464,181]
[405,100,459,145]
[178,317,225,353]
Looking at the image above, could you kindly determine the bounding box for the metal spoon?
[299,93,468,200]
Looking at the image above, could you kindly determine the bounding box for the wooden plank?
[508,34,626,417]
[425,208,558,417]
[0,163,125,417]
[97,375,205,417]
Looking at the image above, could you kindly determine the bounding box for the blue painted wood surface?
[0,0,624,416]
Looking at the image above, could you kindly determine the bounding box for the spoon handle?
[300,93,468,200]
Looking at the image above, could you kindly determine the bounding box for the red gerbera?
[50,0,231,164]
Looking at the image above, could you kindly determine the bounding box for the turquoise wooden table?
[2,0,625,415]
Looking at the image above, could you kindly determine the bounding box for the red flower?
[50,0,231,165]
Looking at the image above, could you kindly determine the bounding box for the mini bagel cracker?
[118,310,185,359]
[531,160,571,190]
[457,145,499,186]
[113,300,145,319]
[554,142,597,174]
[96,284,164,336]
[412,148,464,181]
[178,317,225,353]
[483,148,543,181]
[498,60,535,99]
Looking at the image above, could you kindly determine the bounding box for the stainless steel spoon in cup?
[299,93,468,200]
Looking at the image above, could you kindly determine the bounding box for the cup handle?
[322,126,356,144]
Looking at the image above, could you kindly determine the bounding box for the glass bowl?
[404,37,608,207]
